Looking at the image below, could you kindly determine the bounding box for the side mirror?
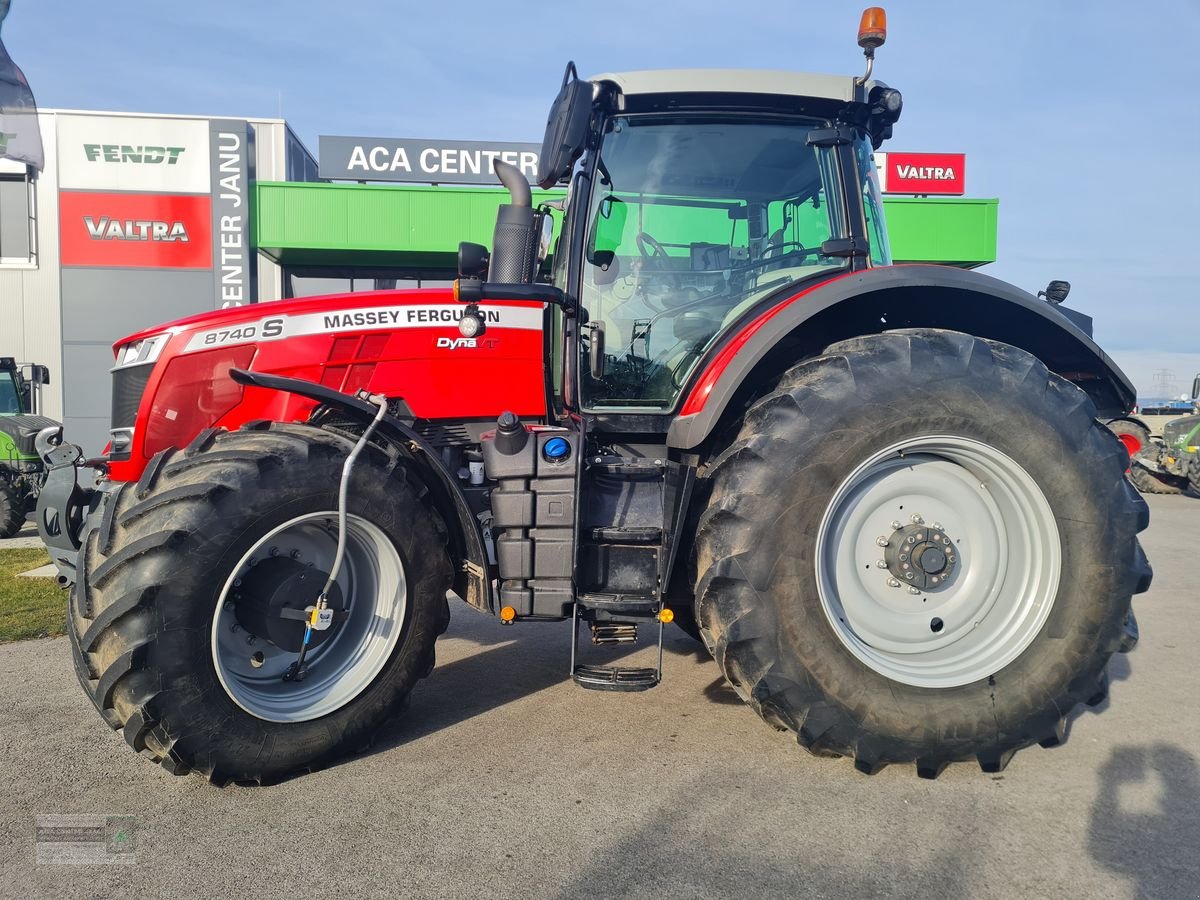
[458,242,490,279]
[1192,373,1199,401]
[536,61,593,190]
[587,195,628,266]
[1040,279,1070,305]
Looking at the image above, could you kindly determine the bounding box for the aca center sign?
[319,136,540,185]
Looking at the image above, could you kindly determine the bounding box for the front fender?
[229,369,493,614]
[669,265,1136,450]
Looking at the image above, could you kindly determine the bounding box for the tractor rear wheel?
[68,422,451,783]
[693,330,1151,777]
[0,480,25,538]
[1106,418,1149,462]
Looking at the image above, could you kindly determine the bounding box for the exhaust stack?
[488,160,538,284]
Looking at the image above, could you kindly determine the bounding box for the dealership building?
[0,109,998,453]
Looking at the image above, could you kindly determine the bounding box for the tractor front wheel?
[69,422,451,783]
[0,480,26,538]
[694,330,1151,777]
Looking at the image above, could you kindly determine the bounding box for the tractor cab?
[451,62,903,686]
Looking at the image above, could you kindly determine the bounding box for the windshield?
[0,371,22,414]
[579,115,849,410]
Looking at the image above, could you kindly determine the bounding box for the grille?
[111,364,153,429]
[415,421,472,447]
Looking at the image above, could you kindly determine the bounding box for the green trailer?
[0,357,57,538]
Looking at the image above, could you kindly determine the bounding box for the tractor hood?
[112,287,456,355]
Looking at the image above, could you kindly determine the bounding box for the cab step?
[576,592,658,616]
[590,622,638,644]
[572,664,660,692]
[570,603,664,692]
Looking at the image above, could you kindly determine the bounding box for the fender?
[229,369,493,614]
[668,264,1137,450]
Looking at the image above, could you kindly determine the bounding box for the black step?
[586,455,666,476]
[590,622,638,645]
[589,526,662,545]
[576,592,658,616]
[572,665,660,692]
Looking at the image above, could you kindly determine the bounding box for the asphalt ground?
[0,494,1196,899]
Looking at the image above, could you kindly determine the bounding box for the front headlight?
[113,334,170,369]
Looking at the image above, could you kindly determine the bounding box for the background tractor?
[0,356,54,538]
[1107,374,1200,495]
[38,10,1151,784]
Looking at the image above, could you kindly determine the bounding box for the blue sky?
[6,0,1198,398]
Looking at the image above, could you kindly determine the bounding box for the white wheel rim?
[211,512,407,722]
[815,436,1060,688]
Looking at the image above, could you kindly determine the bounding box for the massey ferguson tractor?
[36,11,1151,783]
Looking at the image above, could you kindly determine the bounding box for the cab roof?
[589,69,858,104]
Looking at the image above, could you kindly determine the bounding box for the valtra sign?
[874,152,966,195]
[59,192,213,269]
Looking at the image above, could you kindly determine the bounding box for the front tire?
[694,330,1151,776]
[69,422,451,783]
[0,480,26,538]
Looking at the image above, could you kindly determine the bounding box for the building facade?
[0,109,998,453]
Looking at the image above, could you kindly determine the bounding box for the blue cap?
[543,436,571,461]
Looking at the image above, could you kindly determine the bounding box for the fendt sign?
[319,136,541,185]
[874,152,966,195]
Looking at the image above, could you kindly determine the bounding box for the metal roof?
[589,69,858,103]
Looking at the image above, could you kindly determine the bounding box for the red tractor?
[37,12,1150,783]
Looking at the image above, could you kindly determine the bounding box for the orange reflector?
[658,608,675,624]
[500,605,517,622]
[858,7,887,49]
[452,279,461,302]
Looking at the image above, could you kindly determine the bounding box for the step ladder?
[569,598,664,692]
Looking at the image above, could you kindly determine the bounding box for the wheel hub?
[882,520,958,590]
[233,556,343,652]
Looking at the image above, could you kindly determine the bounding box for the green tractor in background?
[0,356,55,538]
[1109,373,1200,496]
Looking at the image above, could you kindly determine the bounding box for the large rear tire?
[694,330,1151,777]
[69,422,451,783]
[0,480,25,538]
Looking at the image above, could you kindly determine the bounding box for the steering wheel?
[636,231,670,262]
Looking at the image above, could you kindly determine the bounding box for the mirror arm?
[455,279,577,317]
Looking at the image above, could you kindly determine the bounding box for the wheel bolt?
[911,514,924,524]
[943,537,951,545]
[905,572,915,580]
[931,576,940,585]
[231,623,240,633]
[269,547,279,557]
[886,578,901,588]
[933,522,944,530]
[233,578,243,588]
[876,536,889,547]
[224,601,234,612]
[908,586,920,595]
[876,560,888,569]
[907,536,916,544]
[247,634,257,645]
[891,520,902,530]
[290,550,301,560]
[899,553,908,561]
